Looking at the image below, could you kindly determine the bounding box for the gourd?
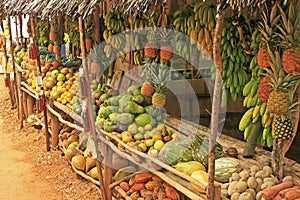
[190,170,209,193]
[191,134,223,169]
[215,157,241,183]
[175,161,206,175]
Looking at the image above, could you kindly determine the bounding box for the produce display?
[221,164,296,200]
[114,172,182,200]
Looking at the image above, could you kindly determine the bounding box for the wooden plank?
[50,112,59,149]
[53,101,82,123]
[27,94,34,116]
[97,133,207,200]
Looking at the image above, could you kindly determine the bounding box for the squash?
[175,161,206,175]
[214,157,241,183]
[71,155,85,171]
[190,170,209,193]
[191,134,223,169]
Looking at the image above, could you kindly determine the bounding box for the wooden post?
[93,6,100,44]
[15,16,19,45]
[22,91,28,118]
[18,14,23,46]
[50,112,59,148]
[8,16,19,110]
[56,13,63,61]
[78,16,108,200]
[272,87,300,179]
[207,11,226,200]
[103,145,113,200]
[27,95,34,116]
[30,14,50,151]
[16,71,24,128]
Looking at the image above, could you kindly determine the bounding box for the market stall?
[1,0,300,199]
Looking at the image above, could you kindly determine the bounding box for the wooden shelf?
[52,100,82,124]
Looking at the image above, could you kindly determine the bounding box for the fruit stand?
[1,0,300,200]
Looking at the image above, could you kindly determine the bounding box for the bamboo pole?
[207,11,226,199]
[0,19,14,107]
[15,16,19,45]
[78,16,107,200]
[56,13,63,61]
[8,16,18,110]
[18,14,23,46]
[30,14,50,151]
[93,6,100,44]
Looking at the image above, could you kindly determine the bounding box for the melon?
[71,155,85,171]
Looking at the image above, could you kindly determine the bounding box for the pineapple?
[151,67,170,107]
[141,81,154,97]
[144,29,158,58]
[257,46,271,68]
[276,2,300,74]
[273,116,293,140]
[159,29,173,61]
[257,4,280,68]
[257,76,272,102]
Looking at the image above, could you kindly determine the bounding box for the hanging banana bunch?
[191,2,216,57]
[172,7,193,35]
[216,16,251,102]
[103,10,126,59]
[239,26,274,147]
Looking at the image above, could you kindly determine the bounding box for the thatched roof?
[4,0,27,16]
[110,0,158,14]
[40,0,68,19]
[24,0,51,15]
[0,0,6,19]
[217,0,267,14]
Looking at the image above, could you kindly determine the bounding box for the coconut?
[71,155,85,171]
[64,148,79,161]
[85,157,96,173]
[67,141,79,150]
[88,167,99,180]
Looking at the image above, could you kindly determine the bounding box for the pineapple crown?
[275,1,300,48]
[264,47,300,91]
[258,3,281,47]
[263,47,300,113]
[151,65,171,93]
[157,29,173,44]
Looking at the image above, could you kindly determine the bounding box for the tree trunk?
[207,12,225,200]
[243,120,262,157]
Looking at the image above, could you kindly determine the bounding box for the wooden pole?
[272,87,300,179]
[8,16,18,110]
[50,112,59,148]
[57,13,63,61]
[93,6,100,44]
[0,19,14,107]
[18,14,23,46]
[207,11,226,200]
[15,16,19,45]
[30,14,50,151]
[27,95,34,116]
[78,16,107,200]
[22,91,28,118]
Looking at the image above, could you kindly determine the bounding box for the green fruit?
[133,133,144,141]
[51,69,59,78]
[154,140,165,150]
[144,124,152,131]
[148,148,159,157]
[135,114,151,127]
[138,143,147,152]
[145,139,154,147]
[138,127,145,134]
[121,131,133,143]
[128,124,138,134]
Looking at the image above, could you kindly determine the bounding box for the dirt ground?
[0,75,101,200]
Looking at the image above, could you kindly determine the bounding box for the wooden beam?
[79,16,108,200]
[93,7,100,44]
[30,14,50,151]
[207,10,226,200]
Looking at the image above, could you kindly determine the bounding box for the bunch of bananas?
[104,10,126,34]
[174,33,195,62]
[217,18,251,101]
[172,8,193,35]
[239,54,274,147]
[191,2,216,56]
